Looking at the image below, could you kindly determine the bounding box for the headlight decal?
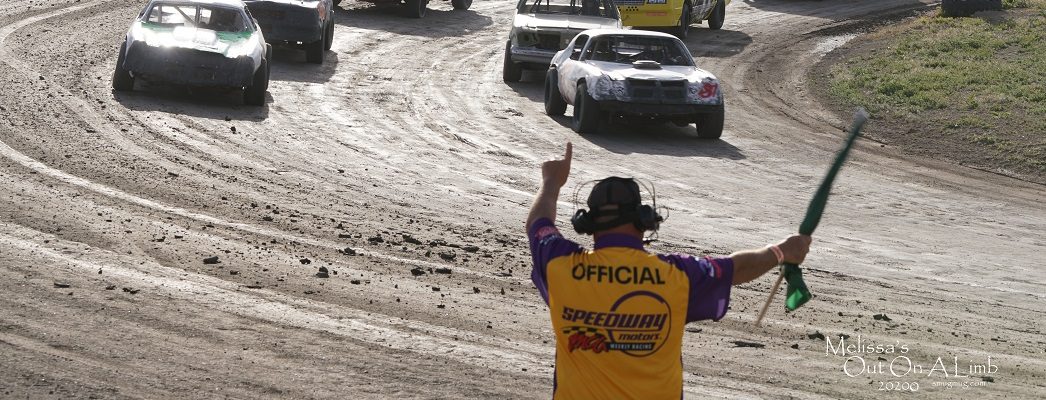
[688,78,721,104]
[592,75,631,101]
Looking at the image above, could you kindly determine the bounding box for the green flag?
[784,109,869,311]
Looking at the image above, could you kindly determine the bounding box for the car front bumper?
[509,45,557,66]
[597,101,723,118]
[124,42,255,88]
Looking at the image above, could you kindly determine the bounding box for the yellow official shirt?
[528,218,734,399]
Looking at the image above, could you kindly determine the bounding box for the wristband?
[768,245,784,264]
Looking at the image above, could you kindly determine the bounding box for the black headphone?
[570,177,663,235]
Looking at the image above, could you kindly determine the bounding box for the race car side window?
[570,35,589,60]
[200,7,249,32]
[146,5,162,23]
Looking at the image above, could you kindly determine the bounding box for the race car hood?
[514,13,621,31]
[131,21,255,58]
[590,61,717,83]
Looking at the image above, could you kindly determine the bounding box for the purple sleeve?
[528,218,582,305]
[660,254,734,322]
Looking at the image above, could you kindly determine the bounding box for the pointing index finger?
[565,142,573,162]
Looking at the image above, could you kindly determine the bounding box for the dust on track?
[0,0,1043,398]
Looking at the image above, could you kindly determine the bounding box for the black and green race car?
[243,0,335,64]
[112,0,272,106]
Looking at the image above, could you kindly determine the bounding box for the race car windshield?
[519,0,620,19]
[584,35,694,66]
[145,3,250,33]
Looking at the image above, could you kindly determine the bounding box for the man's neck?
[593,225,643,242]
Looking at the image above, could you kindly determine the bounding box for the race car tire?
[405,0,427,18]
[323,20,334,51]
[244,61,269,106]
[572,82,600,134]
[673,3,691,39]
[502,41,522,83]
[451,0,472,10]
[306,38,325,64]
[544,70,567,116]
[112,42,134,92]
[695,108,724,139]
[708,0,726,30]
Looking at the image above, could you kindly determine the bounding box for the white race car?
[545,29,725,138]
[112,0,272,106]
[503,0,621,83]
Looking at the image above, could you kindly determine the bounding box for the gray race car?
[243,0,335,64]
[112,0,272,106]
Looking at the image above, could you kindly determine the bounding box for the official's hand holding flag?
[758,109,869,323]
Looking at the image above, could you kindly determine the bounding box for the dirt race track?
[0,0,1044,398]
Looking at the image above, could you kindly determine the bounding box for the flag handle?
[755,271,784,326]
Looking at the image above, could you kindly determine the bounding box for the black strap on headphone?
[571,177,663,235]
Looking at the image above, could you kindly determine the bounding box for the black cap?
[587,177,642,214]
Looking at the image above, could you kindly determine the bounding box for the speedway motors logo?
[560,291,672,357]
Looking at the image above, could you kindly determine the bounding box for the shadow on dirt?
[740,0,931,21]
[507,80,743,159]
[559,117,746,159]
[334,3,493,38]
[112,84,270,122]
[269,49,338,84]
[681,28,753,58]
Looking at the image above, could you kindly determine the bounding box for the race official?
[526,143,812,399]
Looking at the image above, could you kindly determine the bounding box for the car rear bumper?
[245,1,324,43]
[618,5,684,28]
[124,42,255,88]
[598,101,723,118]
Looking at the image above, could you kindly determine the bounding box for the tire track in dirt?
[0,225,554,376]
[2,0,1045,398]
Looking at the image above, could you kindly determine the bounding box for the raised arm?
[730,235,812,285]
[526,142,573,232]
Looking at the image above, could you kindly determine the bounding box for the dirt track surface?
[1,0,1043,398]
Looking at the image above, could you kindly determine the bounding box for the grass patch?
[827,1,1046,179]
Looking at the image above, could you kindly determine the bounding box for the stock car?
[618,0,729,39]
[544,29,725,138]
[243,0,335,64]
[503,0,621,83]
[111,0,272,106]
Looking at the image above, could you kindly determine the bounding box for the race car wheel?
[405,0,427,18]
[572,82,600,134]
[708,0,726,30]
[244,61,269,106]
[673,3,691,39]
[451,0,472,10]
[695,108,724,139]
[323,20,334,51]
[306,38,325,64]
[544,70,567,116]
[502,41,522,83]
[112,42,134,92]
